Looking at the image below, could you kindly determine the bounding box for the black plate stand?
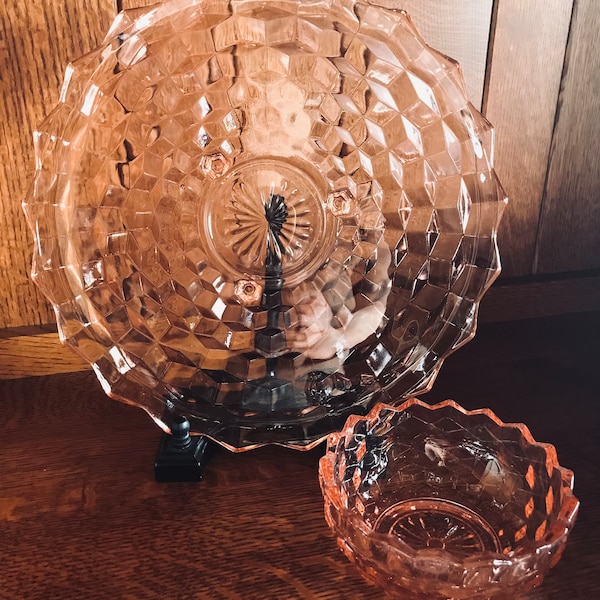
[154,193,289,482]
[154,413,217,482]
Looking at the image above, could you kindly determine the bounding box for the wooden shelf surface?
[0,312,599,599]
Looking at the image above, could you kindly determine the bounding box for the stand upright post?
[154,413,216,482]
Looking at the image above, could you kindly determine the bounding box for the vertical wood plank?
[120,0,158,8]
[484,0,574,278]
[535,0,600,274]
[0,0,118,329]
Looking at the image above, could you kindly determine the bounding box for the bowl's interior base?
[374,497,502,556]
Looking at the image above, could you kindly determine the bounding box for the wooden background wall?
[1,0,599,378]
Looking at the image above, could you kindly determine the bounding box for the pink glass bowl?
[319,399,579,599]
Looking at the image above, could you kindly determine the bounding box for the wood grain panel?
[535,0,600,274]
[484,0,574,278]
[120,0,157,8]
[478,273,600,323]
[0,0,117,329]
[0,333,89,379]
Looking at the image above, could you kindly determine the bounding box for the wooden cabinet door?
[0,0,597,340]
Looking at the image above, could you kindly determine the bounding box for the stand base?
[154,415,217,482]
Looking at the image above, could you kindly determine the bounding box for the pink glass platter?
[24,0,507,450]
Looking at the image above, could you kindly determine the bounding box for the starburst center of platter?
[265,192,288,236]
[200,158,334,286]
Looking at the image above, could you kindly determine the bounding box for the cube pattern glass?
[319,399,579,599]
[24,0,507,449]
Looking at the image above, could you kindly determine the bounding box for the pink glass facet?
[24,0,507,449]
[319,399,579,599]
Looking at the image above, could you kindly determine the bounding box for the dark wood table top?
[1,311,599,599]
